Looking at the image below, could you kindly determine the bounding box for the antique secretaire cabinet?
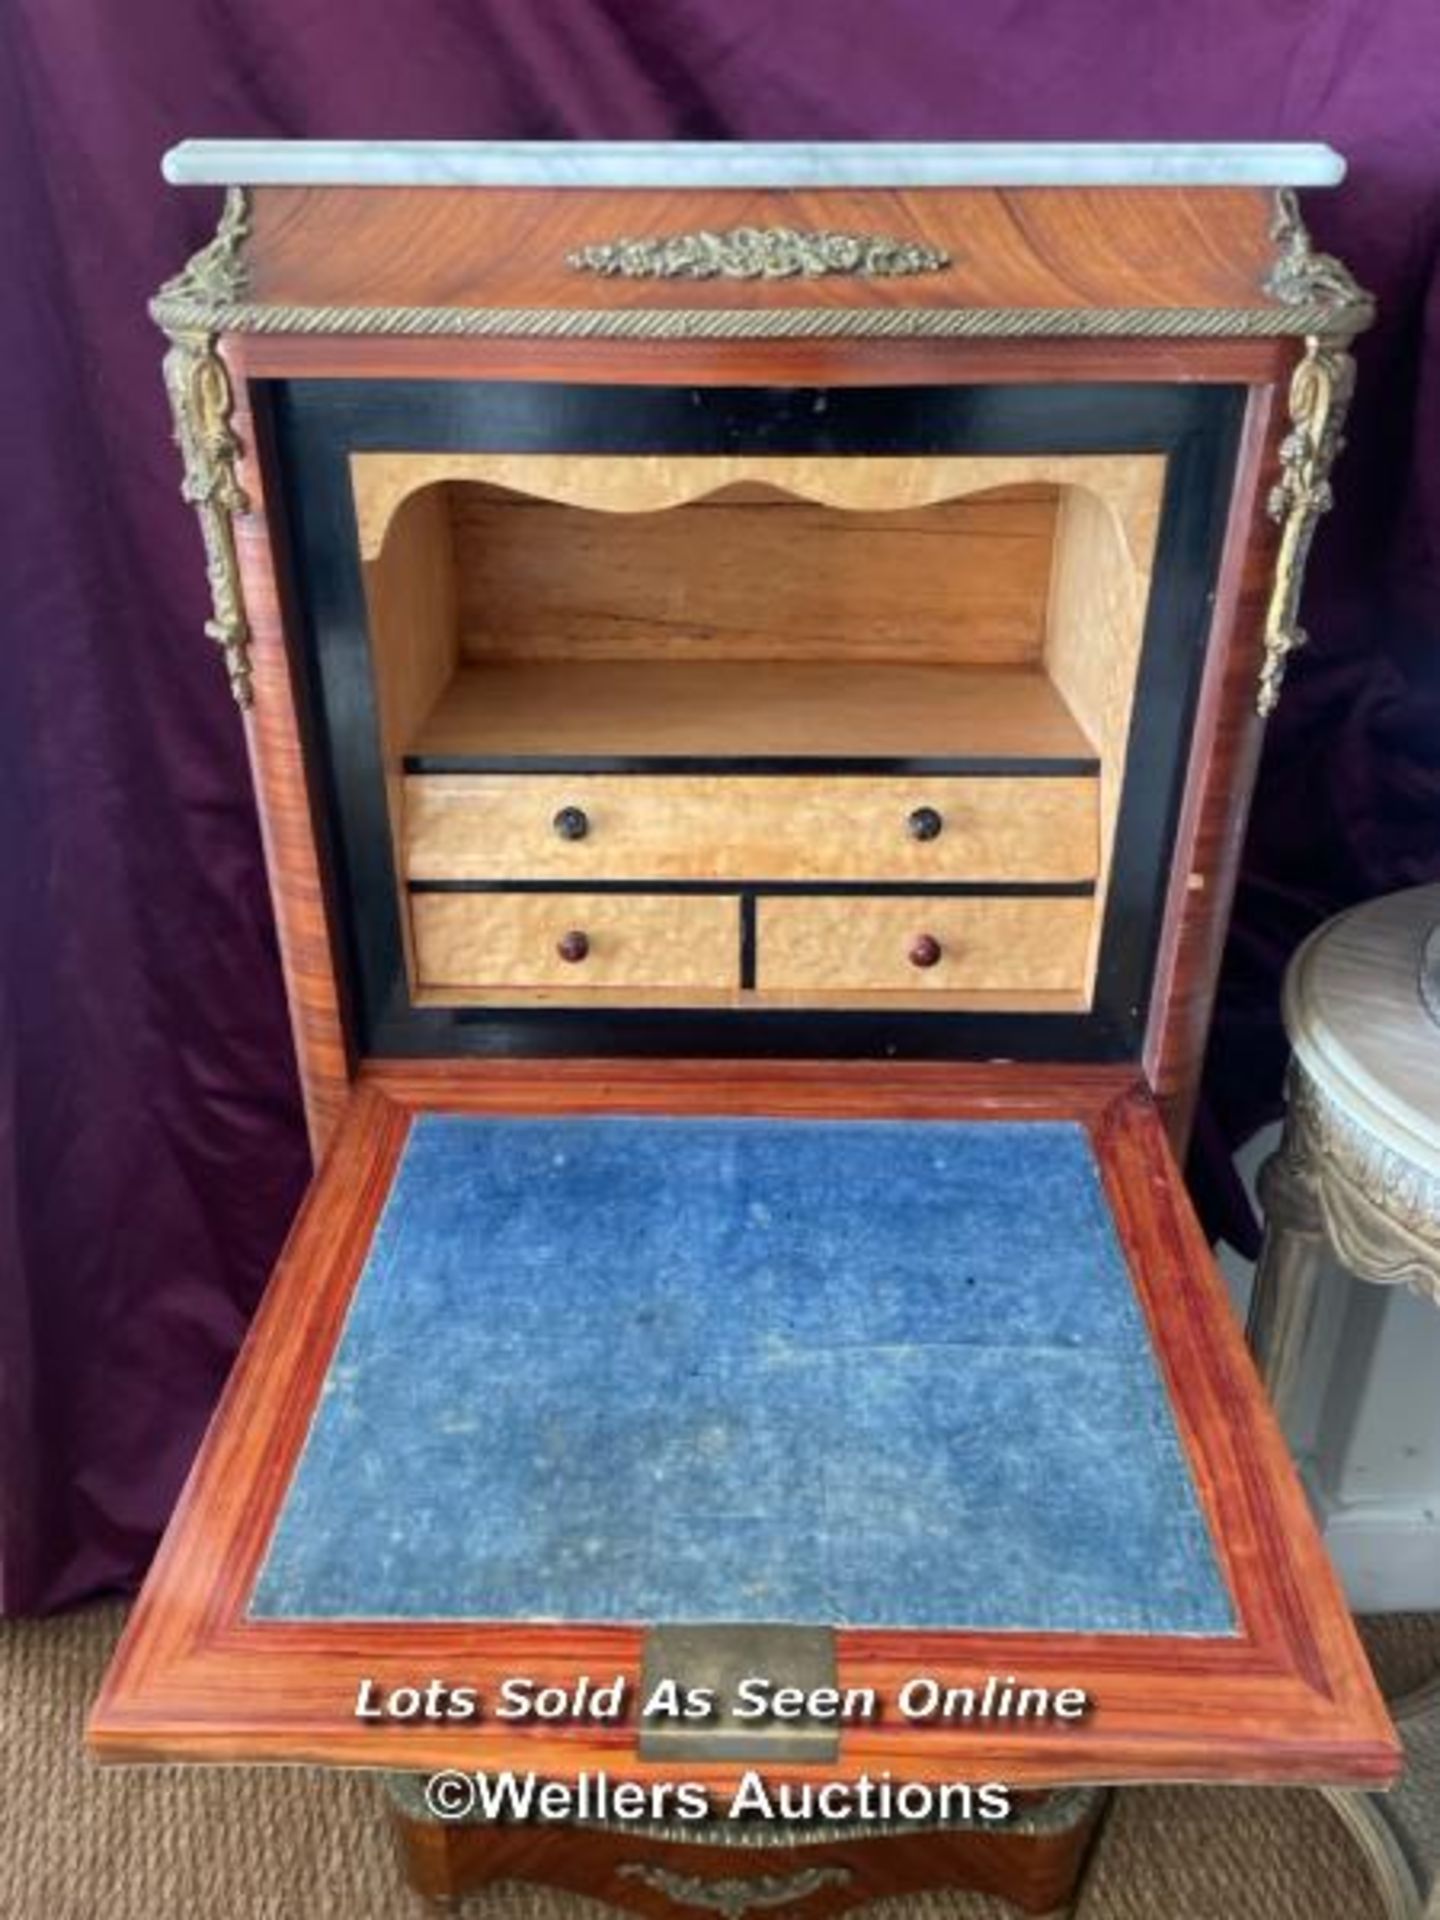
[91,142,1396,1914]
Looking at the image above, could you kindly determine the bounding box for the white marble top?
[161,139,1346,190]
[1286,886,1440,1183]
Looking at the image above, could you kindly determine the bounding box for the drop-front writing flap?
[89,1059,1396,1789]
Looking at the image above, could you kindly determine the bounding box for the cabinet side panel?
[229,366,352,1153]
[1146,381,1285,1144]
[1044,474,1164,992]
[359,484,460,991]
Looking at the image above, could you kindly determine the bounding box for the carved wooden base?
[1321,1674,1440,1920]
[388,1791,1104,1918]
[1249,887,1440,1917]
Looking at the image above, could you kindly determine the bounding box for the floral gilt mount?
[567,225,951,280]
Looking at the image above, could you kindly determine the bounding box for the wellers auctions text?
[382,1672,1091,1825]
[422,1768,1014,1825]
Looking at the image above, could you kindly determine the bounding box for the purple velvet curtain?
[2,1,1438,1616]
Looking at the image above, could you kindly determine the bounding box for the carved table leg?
[1321,1672,1440,1920]
[390,1802,471,1902]
[1248,1115,1328,1425]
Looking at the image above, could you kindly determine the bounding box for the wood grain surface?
[411,892,740,991]
[230,376,352,1156]
[352,451,1159,579]
[754,896,1093,995]
[88,1060,1397,1788]
[445,484,1056,668]
[1142,380,1286,1143]
[1045,483,1156,984]
[393,1795,1102,1915]
[358,481,459,985]
[402,773,1099,885]
[244,185,1282,316]
[231,332,1295,389]
[408,662,1098,765]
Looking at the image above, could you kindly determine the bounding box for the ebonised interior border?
[738,895,758,991]
[401,754,1103,777]
[265,379,1243,1065]
[406,879,1098,898]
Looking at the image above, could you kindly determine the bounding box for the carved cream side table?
[1249,882,1440,1920]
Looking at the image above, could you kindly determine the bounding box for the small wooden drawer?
[403,774,1098,884]
[755,895,1094,993]
[411,892,739,991]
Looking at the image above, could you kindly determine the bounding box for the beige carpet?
[2,1602,1433,1920]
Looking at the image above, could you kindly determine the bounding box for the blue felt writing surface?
[249,1114,1235,1635]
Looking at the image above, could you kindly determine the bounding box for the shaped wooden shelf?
[405,661,1099,773]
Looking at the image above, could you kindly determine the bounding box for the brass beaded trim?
[153,292,1369,342]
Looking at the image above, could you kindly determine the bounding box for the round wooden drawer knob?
[552,805,590,842]
[556,930,590,964]
[907,806,944,842]
[909,933,943,969]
